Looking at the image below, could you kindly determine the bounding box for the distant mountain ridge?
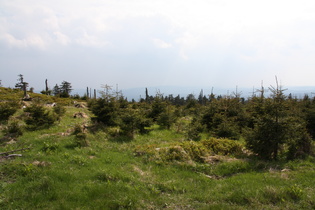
[72,86,315,101]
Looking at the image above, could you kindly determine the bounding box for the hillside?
[0,87,315,209]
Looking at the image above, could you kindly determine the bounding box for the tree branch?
[0,147,31,156]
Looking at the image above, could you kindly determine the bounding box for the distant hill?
[72,86,315,101]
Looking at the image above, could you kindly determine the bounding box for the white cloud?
[75,31,108,48]
[152,38,172,49]
[25,34,47,49]
[2,0,315,89]
[0,1,115,49]
[1,33,47,49]
[1,33,27,48]
[53,31,70,45]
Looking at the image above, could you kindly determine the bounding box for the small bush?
[2,120,23,137]
[72,124,89,147]
[24,104,57,130]
[201,137,244,156]
[133,144,158,162]
[159,146,191,162]
[215,120,240,140]
[185,118,204,141]
[174,117,190,133]
[74,134,88,147]
[135,142,208,164]
[53,104,66,119]
[88,98,119,126]
[137,118,152,134]
[0,101,20,122]
[106,126,121,137]
[181,141,208,163]
[287,131,313,160]
[118,108,152,138]
[157,112,175,129]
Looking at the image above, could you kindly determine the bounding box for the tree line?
[1,74,315,161]
[87,80,315,161]
[12,74,74,98]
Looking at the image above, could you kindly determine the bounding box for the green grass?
[1,104,315,209]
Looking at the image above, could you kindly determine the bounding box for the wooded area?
[1,75,314,161]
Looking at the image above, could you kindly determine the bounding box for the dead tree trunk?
[45,79,48,93]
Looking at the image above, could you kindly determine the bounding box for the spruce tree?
[59,81,72,98]
[245,78,312,160]
[15,74,24,90]
[53,84,60,96]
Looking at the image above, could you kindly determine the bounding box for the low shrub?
[185,118,204,141]
[134,139,244,164]
[180,141,208,163]
[0,101,20,122]
[135,142,208,164]
[201,137,244,156]
[53,104,66,120]
[2,120,23,137]
[158,146,191,162]
[133,144,157,157]
[72,124,89,147]
[215,120,240,140]
[157,112,175,130]
[24,104,57,130]
[74,134,89,147]
[174,117,190,133]
[106,126,121,137]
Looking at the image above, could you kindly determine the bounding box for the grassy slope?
[0,102,315,209]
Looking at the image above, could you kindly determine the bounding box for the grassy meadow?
[0,89,315,209]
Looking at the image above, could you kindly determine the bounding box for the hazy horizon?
[68,85,315,101]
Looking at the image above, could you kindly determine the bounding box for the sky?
[1,0,315,93]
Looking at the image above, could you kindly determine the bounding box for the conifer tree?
[15,74,25,90]
[59,81,72,98]
[245,78,312,160]
[53,84,60,96]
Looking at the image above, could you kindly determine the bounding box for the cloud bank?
[1,0,315,91]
